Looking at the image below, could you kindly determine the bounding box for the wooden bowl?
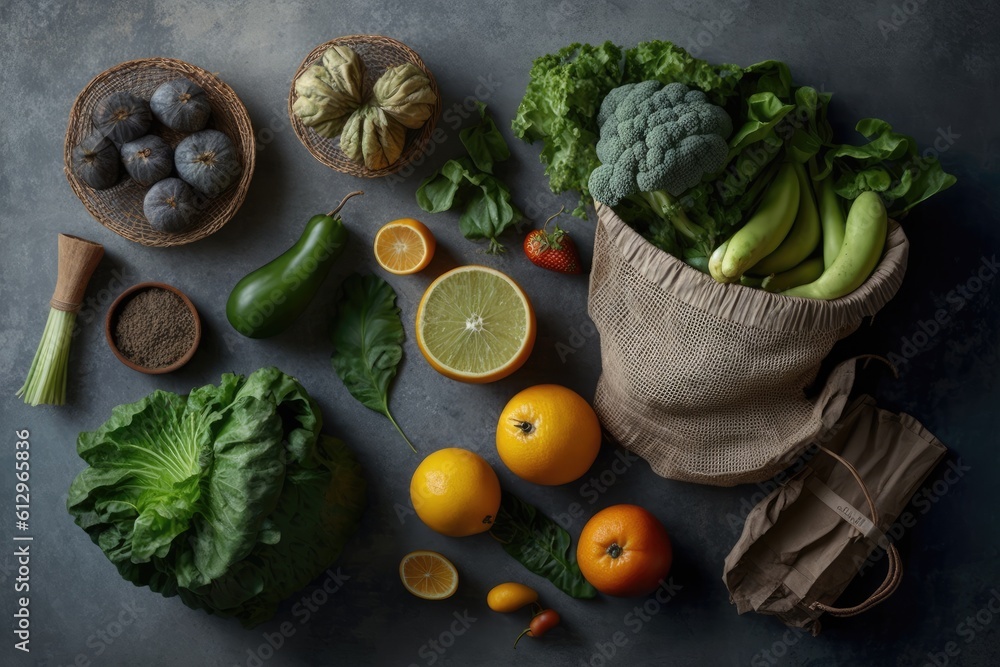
[105,282,201,374]
[65,57,256,247]
[288,35,441,178]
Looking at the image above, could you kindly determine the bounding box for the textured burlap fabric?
[587,202,909,486]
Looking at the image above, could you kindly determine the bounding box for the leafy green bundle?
[67,367,366,627]
[512,41,956,263]
[417,103,521,254]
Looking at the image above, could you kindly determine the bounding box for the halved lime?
[416,266,536,383]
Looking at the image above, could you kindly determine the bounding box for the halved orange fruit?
[374,218,436,275]
[399,550,459,600]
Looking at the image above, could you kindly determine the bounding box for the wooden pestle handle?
[50,234,104,312]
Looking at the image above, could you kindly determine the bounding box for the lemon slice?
[374,218,436,275]
[399,550,459,600]
[416,266,536,383]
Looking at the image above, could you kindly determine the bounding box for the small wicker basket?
[288,35,441,178]
[64,57,255,247]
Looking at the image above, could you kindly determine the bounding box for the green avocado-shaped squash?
[226,192,362,338]
[175,129,241,197]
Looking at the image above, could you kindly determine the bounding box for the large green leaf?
[330,273,414,451]
[491,491,597,599]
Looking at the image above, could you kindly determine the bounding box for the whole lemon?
[409,447,501,537]
[496,384,601,485]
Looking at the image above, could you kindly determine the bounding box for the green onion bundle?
[17,234,103,406]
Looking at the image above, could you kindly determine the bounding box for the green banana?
[818,178,847,268]
[709,239,738,283]
[739,274,764,288]
[722,162,800,278]
[751,162,821,276]
[761,257,824,292]
[781,191,887,300]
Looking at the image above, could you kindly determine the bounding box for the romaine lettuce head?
[67,367,366,627]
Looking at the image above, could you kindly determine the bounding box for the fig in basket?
[70,131,120,190]
[144,178,199,233]
[292,45,365,138]
[175,129,241,197]
[150,77,211,132]
[121,134,173,186]
[92,91,151,144]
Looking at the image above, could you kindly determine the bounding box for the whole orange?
[409,447,502,537]
[576,504,672,597]
[495,384,601,485]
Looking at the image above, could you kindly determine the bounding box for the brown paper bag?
[722,395,946,633]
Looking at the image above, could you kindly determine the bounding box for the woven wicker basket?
[64,58,255,247]
[288,35,441,178]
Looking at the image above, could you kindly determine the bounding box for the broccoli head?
[589,80,733,205]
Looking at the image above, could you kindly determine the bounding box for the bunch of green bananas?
[708,161,888,300]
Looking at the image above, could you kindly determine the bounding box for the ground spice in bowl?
[110,285,199,371]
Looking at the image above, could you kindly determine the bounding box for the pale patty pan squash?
[292,45,365,138]
[372,62,437,129]
[150,77,211,132]
[340,104,406,170]
[174,129,241,197]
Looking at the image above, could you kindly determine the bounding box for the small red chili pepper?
[513,608,561,648]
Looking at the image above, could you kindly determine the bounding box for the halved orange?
[399,550,459,600]
[374,218,436,275]
[415,265,536,383]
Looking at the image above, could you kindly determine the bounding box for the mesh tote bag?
[587,202,909,486]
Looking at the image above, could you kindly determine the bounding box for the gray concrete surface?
[1,1,998,665]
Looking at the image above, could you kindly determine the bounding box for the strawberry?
[523,208,583,274]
